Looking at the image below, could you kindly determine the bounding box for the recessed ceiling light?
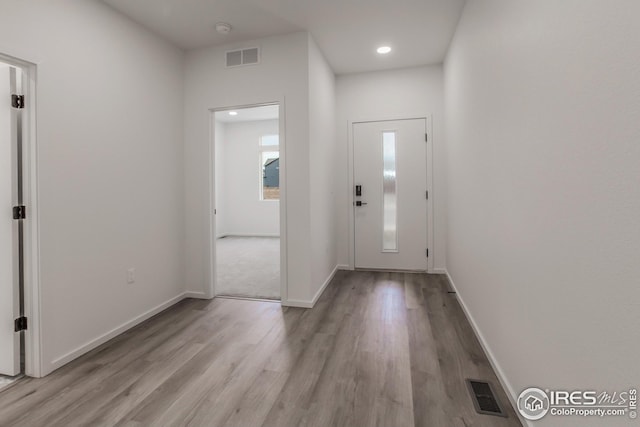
[229,111,238,116]
[377,46,392,54]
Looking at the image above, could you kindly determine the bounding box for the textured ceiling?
[102,0,466,74]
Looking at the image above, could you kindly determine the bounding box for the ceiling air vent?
[226,47,260,67]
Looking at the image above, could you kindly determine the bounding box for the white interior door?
[0,63,21,376]
[353,119,428,271]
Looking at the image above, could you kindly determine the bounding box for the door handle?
[355,201,368,206]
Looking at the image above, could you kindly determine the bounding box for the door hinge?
[426,249,429,257]
[15,317,28,332]
[425,133,428,142]
[426,191,429,200]
[13,205,26,220]
[11,94,25,109]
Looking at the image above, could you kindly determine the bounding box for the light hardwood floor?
[0,271,522,427]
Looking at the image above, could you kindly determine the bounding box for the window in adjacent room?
[259,134,279,200]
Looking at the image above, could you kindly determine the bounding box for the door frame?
[207,99,288,303]
[1,52,42,377]
[347,115,434,272]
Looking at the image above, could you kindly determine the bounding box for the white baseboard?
[46,292,188,376]
[282,264,339,309]
[184,291,210,299]
[430,268,447,274]
[217,233,280,239]
[444,270,531,427]
[310,264,339,306]
[282,299,313,308]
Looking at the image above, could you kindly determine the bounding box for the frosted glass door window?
[382,132,398,251]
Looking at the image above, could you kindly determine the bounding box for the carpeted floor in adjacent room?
[0,376,18,393]
[215,236,280,300]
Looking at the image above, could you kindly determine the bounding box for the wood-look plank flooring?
[0,271,522,427]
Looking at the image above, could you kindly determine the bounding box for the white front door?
[0,63,21,376]
[353,119,428,271]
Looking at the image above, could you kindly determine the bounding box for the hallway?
[0,271,520,427]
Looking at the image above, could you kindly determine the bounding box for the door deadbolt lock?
[355,185,362,196]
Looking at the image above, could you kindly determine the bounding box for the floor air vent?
[466,379,507,417]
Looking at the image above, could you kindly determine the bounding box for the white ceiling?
[215,105,279,123]
[101,0,466,74]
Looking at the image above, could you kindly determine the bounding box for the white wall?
[335,66,446,270]
[214,119,227,236]
[215,119,280,237]
[185,32,339,305]
[184,32,313,303]
[308,36,338,299]
[445,1,640,425]
[0,0,185,375]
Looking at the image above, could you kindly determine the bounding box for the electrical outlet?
[127,268,136,284]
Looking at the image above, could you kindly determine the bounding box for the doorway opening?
[212,104,283,301]
[1,59,25,388]
[0,52,40,381]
